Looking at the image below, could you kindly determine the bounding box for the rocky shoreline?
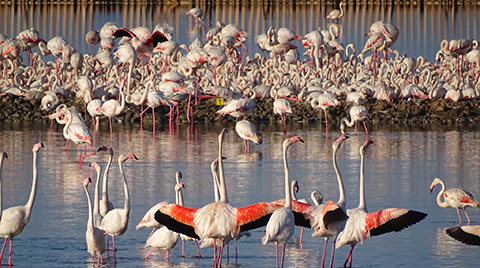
[1,96,480,128]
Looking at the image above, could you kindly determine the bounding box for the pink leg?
[275,243,279,268]
[145,247,156,259]
[63,139,69,151]
[112,236,117,264]
[194,240,201,257]
[76,144,82,164]
[323,109,328,132]
[148,228,156,240]
[456,208,463,224]
[7,238,12,266]
[280,243,286,268]
[329,239,336,268]
[363,121,368,136]
[464,208,472,224]
[299,227,304,248]
[354,121,358,136]
[343,244,355,268]
[244,139,248,154]
[0,238,7,265]
[109,117,113,147]
[321,238,328,268]
[166,250,170,261]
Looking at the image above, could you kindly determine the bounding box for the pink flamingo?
[0,143,43,266]
[271,88,293,134]
[60,107,96,164]
[235,120,262,154]
[83,177,106,267]
[336,140,427,268]
[99,153,138,264]
[446,225,480,245]
[429,178,479,225]
[311,135,348,268]
[96,87,126,145]
[361,33,386,78]
[340,105,370,136]
[144,182,184,260]
[85,30,100,55]
[155,129,284,267]
[186,8,204,24]
[311,93,340,133]
[262,136,304,268]
[113,28,168,57]
[327,2,346,23]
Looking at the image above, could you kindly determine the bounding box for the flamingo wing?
[154,204,199,239]
[113,28,136,39]
[270,199,318,228]
[365,208,427,238]
[147,31,169,47]
[322,200,349,228]
[446,225,480,246]
[237,202,283,232]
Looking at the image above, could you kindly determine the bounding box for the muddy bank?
[1,97,480,128]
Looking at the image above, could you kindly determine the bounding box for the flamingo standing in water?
[311,93,340,134]
[155,129,284,267]
[186,8,204,24]
[99,153,138,264]
[144,182,184,260]
[262,136,304,268]
[335,140,427,268]
[311,135,348,268]
[0,142,43,266]
[96,87,126,145]
[235,120,262,154]
[446,225,480,245]
[83,177,106,267]
[327,2,346,23]
[340,105,370,136]
[60,107,96,164]
[429,178,479,224]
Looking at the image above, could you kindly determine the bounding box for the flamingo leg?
[166,250,170,261]
[456,208,463,224]
[181,239,185,256]
[194,240,202,257]
[299,227,304,248]
[363,121,369,136]
[109,117,113,147]
[354,121,358,136]
[329,239,336,268]
[112,236,117,264]
[321,238,328,268]
[76,144,82,164]
[63,139,69,151]
[0,238,7,265]
[280,243,286,268]
[275,243,279,268]
[147,228,156,240]
[145,247,156,260]
[343,244,355,268]
[7,238,12,266]
[463,208,472,224]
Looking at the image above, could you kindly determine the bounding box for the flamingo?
[155,129,284,267]
[272,88,293,134]
[60,107,96,164]
[235,120,262,154]
[96,87,126,145]
[113,43,138,94]
[99,153,138,264]
[262,136,304,268]
[340,105,371,136]
[144,182,184,260]
[186,8,204,24]
[429,178,479,224]
[291,180,309,248]
[335,140,427,268]
[327,2,346,23]
[446,225,480,246]
[85,30,100,54]
[89,162,103,228]
[97,146,115,217]
[83,177,106,267]
[113,28,168,57]
[311,135,348,268]
[361,33,386,78]
[311,93,340,133]
[0,142,43,266]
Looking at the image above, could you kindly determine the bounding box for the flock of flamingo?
[1,3,480,267]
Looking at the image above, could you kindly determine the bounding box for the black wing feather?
[323,207,349,228]
[154,210,200,239]
[150,31,169,47]
[112,28,135,39]
[240,213,273,232]
[370,210,427,237]
[446,227,480,246]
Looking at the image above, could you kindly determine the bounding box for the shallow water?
[0,123,479,268]
[1,3,480,63]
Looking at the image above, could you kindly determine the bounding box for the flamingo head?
[429,178,442,192]
[176,171,183,180]
[83,177,92,187]
[1,152,7,160]
[33,142,44,153]
[175,183,185,191]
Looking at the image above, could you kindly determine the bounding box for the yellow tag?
[216,98,224,106]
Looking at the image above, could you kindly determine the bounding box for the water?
[1,3,480,63]
[0,123,479,268]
